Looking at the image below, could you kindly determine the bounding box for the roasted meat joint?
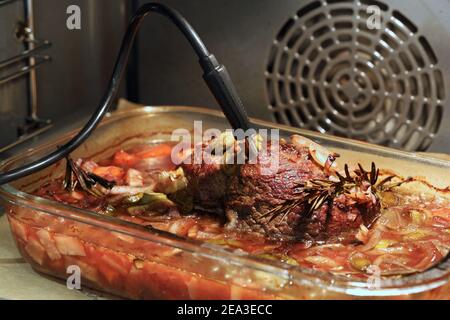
[178,132,382,241]
[1,0,450,301]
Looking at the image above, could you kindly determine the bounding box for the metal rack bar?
[0,39,50,69]
[0,55,50,85]
[25,0,39,120]
[0,0,52,150]
[0,0,51,88]
[0,0,19,7]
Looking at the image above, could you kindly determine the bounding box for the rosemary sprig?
[258,162,403,224]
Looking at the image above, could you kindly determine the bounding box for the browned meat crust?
[180,138,380,242]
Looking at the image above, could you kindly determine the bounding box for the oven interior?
[0,0,449,154]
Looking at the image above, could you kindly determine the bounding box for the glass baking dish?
[0,106,449,299]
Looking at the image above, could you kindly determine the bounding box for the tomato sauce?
[7,142,450,299]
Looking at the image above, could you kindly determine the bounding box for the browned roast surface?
[226,142,322,235]
[181,160,229,210]
[180,138,380,241]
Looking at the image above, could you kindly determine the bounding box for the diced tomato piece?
[99,266,121,286]
[125,168,144,187]
[54,234,86,256]
[53,191,83,204]
[142,261,191,299]
[77,260,100,284]
[135,144,172,159]
[91,166,125,183]
[8,217,28,241]
[65,256,99,284]
[112,231,136,244]
[36,229,62,261]
[168,218,198,237]
[24,235,46,265]
[100,250,132,276]
[112,150,139,167]
[83,243,97,259]
[84,245,132,287]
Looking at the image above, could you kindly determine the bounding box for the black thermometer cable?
[0,2,252,185]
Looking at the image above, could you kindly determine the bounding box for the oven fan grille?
[265,0,446,151]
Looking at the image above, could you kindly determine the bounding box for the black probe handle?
[200,54,258,156]
[200,54,251,132]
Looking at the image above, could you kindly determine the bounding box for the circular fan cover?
[266,0,446,151]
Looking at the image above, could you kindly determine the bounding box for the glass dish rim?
[0,105,449,297]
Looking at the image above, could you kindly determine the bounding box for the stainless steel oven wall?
[135,0,286,113]
[0,0,129,149]
[0,0,28,146]
[135,0,450,153]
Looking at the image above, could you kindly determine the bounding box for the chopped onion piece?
[304,255,339,268]
[54,234,86,256]
[110,185,154,195]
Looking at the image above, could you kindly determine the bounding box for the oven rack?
[0,39,51,85]
[0,0,52,152]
